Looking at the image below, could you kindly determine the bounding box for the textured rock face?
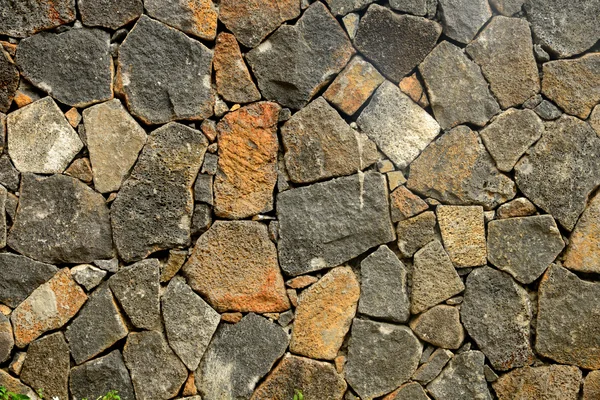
[282,97,378,183]
[183,221,289,313]
[354,5,441,82]
[492,364,582,400]
[70,350,135,400]
[437,205,487,268]
[0,313,13,364]
[290,267,360,360]
[564,192,600,273]
[410,305,464,349]
[197,313,289,400]
[111,123,207,262]
[346,319,422,399]
[390,186,429,223]
[536,265,600,369]
[79,0,142,29]
[427,351,492,400]
[357,81,440,169]
[397,211,438,258]
[277,172,395,276]
[0,49,18,113]
[0,370,39,399]
[17,29,113,107]
[0,254,57,308]
[7,97,83,174]
[145,0,217,40]
[214,102,280,219]
[0,0,76,37]
[584,371,600,400]
[325,0,376,15]
[514,116,600,230]
[117,16,214,124]
[8,174,113,264]
[246,2,354,109]
[439,0,492,44]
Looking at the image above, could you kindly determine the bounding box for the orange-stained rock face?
[390,185,429,222]
[214,101,280,219]
[11,268,87,347]
[492,364,582,400]
[182,220,290,313]
[188,0,218,39]
[564,191,600,273]
[290,266,360,360]
[399,73,429,108]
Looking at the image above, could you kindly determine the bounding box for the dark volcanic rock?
[277,171,395,276]
[514,116,600,230]
[438,0,492,44]
[0,154,21,192]
[0,253,57,308]
[79,0,142,29]
[0,0,76,37]
[246,2,354,109]
[427,351,492,400]
[536,265,600,369]
[0,49,18,113]
[396,211,438,258]
[461,267,534,371]
[111,122,207,262]
[324,0,376,15]
[197,313,289,400]
[410,305,464,349]
[354,5,442,82]
[0,313,12,364]
[145,0,218,40]
[117,16,214,124]
[70,350,135,400]
[17,28,113,108]
[345,319,422,399]
[8,174,113,264]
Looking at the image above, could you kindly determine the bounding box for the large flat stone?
[246,2,354,109]
[277,171,396,276]
[111,122,207,262]
[145,0,217,40]
[0,0,75,37]
[70,350,135,400]
[0,254,57,308]
[117,16,214,124]
[438,0,492,44]
[357,81,440,169]
[0,49,18,113]
[564,191,600,273]
[354,5,441,82]
[493,364,582,400]
[514,116,600,230]
[427,351,492,400]
[182,221,289,313]
[79,0,142,29]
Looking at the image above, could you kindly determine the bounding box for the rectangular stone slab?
[277,171,395,276]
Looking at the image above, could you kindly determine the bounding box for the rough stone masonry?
[0,0,599,399]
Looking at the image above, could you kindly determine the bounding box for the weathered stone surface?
[20,332,70,400]
[70,350,135,400]
[197,313,289,400]
[194,173,213,205]
[0,49,18,113]
[8,174,113,264]
[410,305,464,349]
[65,285,128,364]
[384,382,431,400]
[427,351,492,400]
[246,2,354,109]
[439,0,491,43]
[123,331,188,400]
[496,197,537,219]
[584,370,600,400]
[359,245,410,323]
[183,221,289,313]
[0,0,75,37]
[524,0,600,58]
[17,29,112,107]
[277,171,395,276]
[214,33,260,104]
[0,313,12,363]
[79,0,142,29]
[357,81,440,169]
[462,267,533,370]
[0,254,57,308]
[480,109,544,172]
[342,13,360,39]
[536,265,600,369]
[145,0,217,40]
[291,267,359,360]
[162,277,220,371]
[590,104,600,135]
[534,100,563,120]
[408,126,516,209]
[219,0,300,48]
[397,211,438,258]
[111,123,207,262]
[0,370,39,399]
[251,354,347,400]
[542,54,600,119]
[65,158,93,184]
[323,56,384,116]
[564,192,600,273]
[191,203,212,236]
[411,240,465,314]
[160,249,187,283]
[489,0,524,15]
[83,99,147,193]
[346,319,422,399]
[324,0,375,15]
[419,42,500,129]
[488,215,564,284]
[71,264,106,291]
[466,16,540,109]
[214,102,279,218]
[109,259,160,331]
[399,73,429,108]
[413,349,453,384]
[514,116,600,230]
[390,0,427,15]
[437,205,486,268]
[117,16,214,124]
[282,97,378,183]
[7,97,83,174]
[11,268,86,347]
[390,186,429,223]
[493,364,581,400]
[354,5,441,82]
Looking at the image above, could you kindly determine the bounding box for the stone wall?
[0,0,599,399]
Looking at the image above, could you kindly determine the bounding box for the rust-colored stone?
[182,372,198,396]
[493,364,582,400]
[564,191,600,273]
[287,289,298,308]
[11,268,87,347]
[584,370,600,400]
[214,102,280,219]
[286,275,319,289]
[399,73,429,108]
[290,266,360,360]
[390,185,429,222]
[496,197,537,219]
[221,312,243,323]
[65,158,93,184]
[64,107,81,127]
